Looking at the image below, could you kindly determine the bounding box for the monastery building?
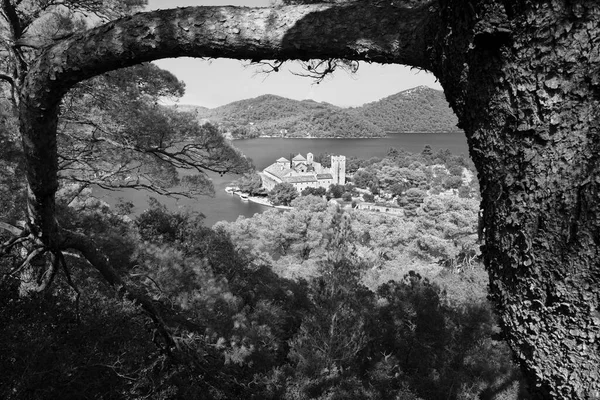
[260,153,346,192]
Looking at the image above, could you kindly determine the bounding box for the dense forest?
[0,49,524,397]
[181,86,461,139]
[1,145,527,399]
[0,192,524,399]
[350,86,462,134]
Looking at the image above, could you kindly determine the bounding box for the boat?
[239,193,249,201]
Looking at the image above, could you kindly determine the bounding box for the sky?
[146,0,442,109]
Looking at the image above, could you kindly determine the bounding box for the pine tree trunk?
[430,1,600,398]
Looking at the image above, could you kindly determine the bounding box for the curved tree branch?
[0,221,24,236]
[1,0,24,38]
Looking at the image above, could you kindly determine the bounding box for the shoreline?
[225,187,292,210]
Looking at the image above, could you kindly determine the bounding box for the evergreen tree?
[269,182,298,206]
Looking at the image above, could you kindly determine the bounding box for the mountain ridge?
[176,86,462,139]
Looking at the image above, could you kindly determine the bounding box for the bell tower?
[330,155,346,185]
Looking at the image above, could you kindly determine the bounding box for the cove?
[95,133,469,226]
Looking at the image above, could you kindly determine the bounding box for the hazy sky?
[146,0,442,108]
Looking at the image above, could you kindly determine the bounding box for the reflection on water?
[95,133,469,226]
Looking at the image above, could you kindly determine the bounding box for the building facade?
[260,153,346,192]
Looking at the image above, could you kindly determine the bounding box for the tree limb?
[0,221,24,236]
[1,0,24,38]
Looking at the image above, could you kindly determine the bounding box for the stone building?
[260,152,346,192]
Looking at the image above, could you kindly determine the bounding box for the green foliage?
[374,272,520,400]
[348,146,479,216]
[59,63,250,196]
[0,193,521,399]
[349,86,461,133]
[221,192,480,285]
[285,261,378,399]
[235,172,267,196]
[291,195,331,212]
[301,186,327,197]
[136,197,204,244]
[269,182,299,206]
[191,94,385,139]
[390,182,407,196]
[443,175,463,190]
[328,183,345,198]
[447,163,465,176]
[0,286,160,400]
[352,169,378,189]
[132,201,312,396]
[398,188,427,209]
[363,192,375,202]
[289,259,373,374]
[222,148,482,285]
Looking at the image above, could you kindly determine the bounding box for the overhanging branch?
[27,2,435,104]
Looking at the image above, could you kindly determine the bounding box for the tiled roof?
[286,175,317,183]
[276,157,289,162]
[264,163,292,180]
[317,173,333,179]
[292,154,306,161]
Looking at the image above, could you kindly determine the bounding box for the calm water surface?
[96,133,469,226]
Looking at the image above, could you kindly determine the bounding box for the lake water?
[95,133,469,226]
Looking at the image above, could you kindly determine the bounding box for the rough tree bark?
[427,2,600,398]
[4,1,600,399]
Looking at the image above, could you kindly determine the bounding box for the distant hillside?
[182,94,384,139]
[178,86,461,139]
[350,86,461,133]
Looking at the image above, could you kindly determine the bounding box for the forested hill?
[182,94,383,139]
[179,86,461,139]
[350,86,462,133]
